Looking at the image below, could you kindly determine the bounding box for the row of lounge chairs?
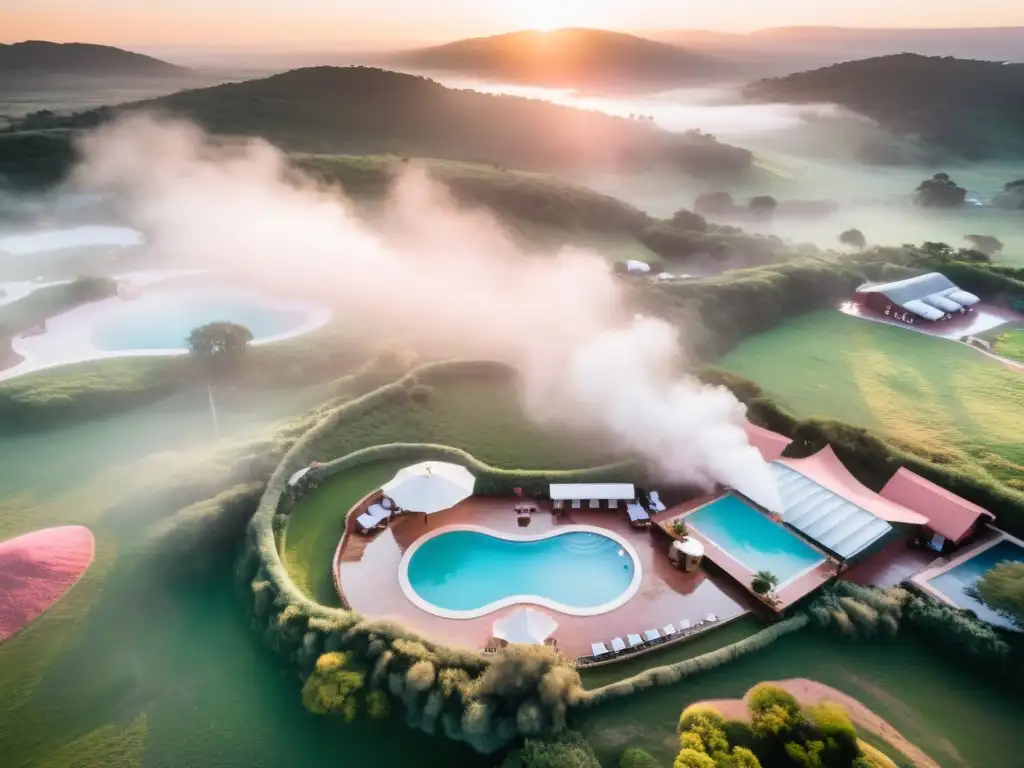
[355,498,401,534]
[578,613,719,665]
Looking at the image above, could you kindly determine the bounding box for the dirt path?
[703,678,941,768]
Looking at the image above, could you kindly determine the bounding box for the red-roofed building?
[743,422,793,462]
[880,468,995,549]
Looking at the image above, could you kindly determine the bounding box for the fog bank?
[71,114,781,511]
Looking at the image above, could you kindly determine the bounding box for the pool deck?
[908,527,1014,606]
[840,535,938,589]
[660,494,837,612]
[335,496,749,658]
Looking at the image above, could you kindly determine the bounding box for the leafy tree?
[502,731,601,768]
[955,248,990,263]
[301,651,366,721]
[914,173,967,208]
[620,747,663,768]
[186,321,254,369]
[973,561,1024,629]
[694,191,736,216]
[838,229,866,249]
[673,750,716,768]
[670,207,709,232]
[751,570,779,596]
[964,234,1004,256]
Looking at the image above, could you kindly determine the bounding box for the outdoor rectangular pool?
[927,538,1024,630]
[686,495,826,585]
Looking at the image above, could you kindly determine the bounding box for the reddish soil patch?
[0,525,95,642]
[703,678,940,768]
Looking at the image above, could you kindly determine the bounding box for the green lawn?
[283,460,410,606]
[312,376,611,469]
[579,615,763,690]
[576,632,1024,768]
[993,328,1024,362]
[719,310,1024,490]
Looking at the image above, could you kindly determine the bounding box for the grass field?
[993,328,1024,362]
[0,383,489,768]
[719,310,1024,490]
[311,376,611,469]
[283,460,410,606]
[577,631,1024,768]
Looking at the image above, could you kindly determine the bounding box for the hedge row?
[576,615,809,707]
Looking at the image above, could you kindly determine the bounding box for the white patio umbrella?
[493,608,559,646]
[381,461,476,514]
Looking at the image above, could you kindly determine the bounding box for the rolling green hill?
[0,67,752,188]
[745,54,1024,160]
[393,28,731,90]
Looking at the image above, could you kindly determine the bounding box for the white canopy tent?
[493,608,558,645]
[550,483,635,509]
[381,461,476,514]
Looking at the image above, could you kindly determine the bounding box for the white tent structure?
[493,608,558,645]
[381,461,476,514]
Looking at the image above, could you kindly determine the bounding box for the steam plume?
[72,114,781,511]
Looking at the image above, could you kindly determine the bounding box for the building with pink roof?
[881,468,995,548]
[743,422,793,462]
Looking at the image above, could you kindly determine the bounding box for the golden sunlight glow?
[511,0,607,31]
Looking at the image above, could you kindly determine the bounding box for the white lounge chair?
[589,499,600,509]
[663,623,676,637]
[356,504,392,534]
[648,491,666,512]
[644,629,661,643]
[627,633,644,648]
[571,499,581,509]
[610,637,626,652]
[627,504,651,528]
[591,642,610,657]
[679,619,691,631]
[706,613,718,623]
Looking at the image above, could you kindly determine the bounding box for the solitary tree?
[964,234,1004,257]
[838,228,866,249]
[693,191,736,217]
[915,173,967,208]
[187,321,254,369]
[973,562,1024,629]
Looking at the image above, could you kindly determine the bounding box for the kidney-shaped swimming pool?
[399,525,642,618]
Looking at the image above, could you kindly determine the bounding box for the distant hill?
[0,41,187,76]
[1,67,752,187]
[645,26,1024,77]
[391,28,731,90]
[744,54,1024,160]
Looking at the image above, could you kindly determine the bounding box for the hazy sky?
[2,0,1022,48]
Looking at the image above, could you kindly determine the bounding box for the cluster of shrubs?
[807,582,1019,684]
[675,686,892,768]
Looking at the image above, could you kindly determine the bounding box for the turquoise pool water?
[91,291,318,352]
[405,529,636,614]
[685,495,825,584]
[928,539,1024,630]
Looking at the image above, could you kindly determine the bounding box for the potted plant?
[751,570,779,604]
[670,519,688,538]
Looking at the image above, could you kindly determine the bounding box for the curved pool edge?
[0,291,333,383]
[397,524,643,620]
